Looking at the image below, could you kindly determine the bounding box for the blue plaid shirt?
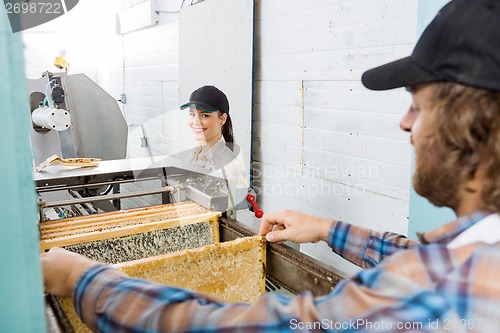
[74,210,500,332]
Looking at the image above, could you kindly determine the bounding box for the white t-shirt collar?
[447,213,500,249]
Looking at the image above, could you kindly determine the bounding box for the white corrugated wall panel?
[112,0,183,209]
[254,0,417,275]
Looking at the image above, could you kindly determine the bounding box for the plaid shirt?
[74,210,500,332]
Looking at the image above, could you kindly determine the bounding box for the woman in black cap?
[179,85,237,170]
[178,85,247,212]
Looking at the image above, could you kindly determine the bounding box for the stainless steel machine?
[28,72,128,166]
[34,156,232,221]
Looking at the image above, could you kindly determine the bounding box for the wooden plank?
[40,213,219,250]
[255,44,415,80]
[253,121,302,146]
[40,202,221,250]
[257,0,416,31]
[253,139,303,166]
[254,80,303,107]
[40,202,201,228]
[253,104,302,126]
[303,80,410,115]
[303,148,410,199]
[258,18,416,58]
[304,129,410,166]
[40,208,212,239]
[254,173,408,234]
[304,108,406,141]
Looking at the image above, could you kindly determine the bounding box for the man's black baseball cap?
[180,85,230,114]
[362,0,500,92]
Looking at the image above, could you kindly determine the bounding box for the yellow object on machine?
[54,56,68,70]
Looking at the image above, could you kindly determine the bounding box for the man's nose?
[400,107,415,132]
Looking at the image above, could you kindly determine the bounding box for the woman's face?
[188,107,227,147]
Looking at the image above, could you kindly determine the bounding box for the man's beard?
[413,143,461,211]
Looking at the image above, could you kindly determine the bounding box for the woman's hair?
[428,82,500,212]
[219,111,234,147]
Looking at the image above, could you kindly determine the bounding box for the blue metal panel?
[408,0,455,239]
[0,8,47,333]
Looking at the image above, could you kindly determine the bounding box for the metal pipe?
[40,186,175,208]
[71,203,90,216]
[36,176,162,193]
[69,190,98,214]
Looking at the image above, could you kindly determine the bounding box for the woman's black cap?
[180,85,230,114]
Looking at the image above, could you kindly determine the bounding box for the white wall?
[99,0,182,209]
[178,0,254,183]
[113,0,255,210]
[252,0,417,275]
[22,0,116,81]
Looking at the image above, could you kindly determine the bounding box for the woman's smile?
[188,107,226,148]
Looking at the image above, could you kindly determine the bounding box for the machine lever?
[246,194,264,218]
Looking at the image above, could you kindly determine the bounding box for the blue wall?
[408,0,455,239]
[0,8,47,333]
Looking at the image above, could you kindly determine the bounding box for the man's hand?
[41,247,100,297]
[259,210,335,244]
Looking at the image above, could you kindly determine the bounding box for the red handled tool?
[246,194,264,218]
